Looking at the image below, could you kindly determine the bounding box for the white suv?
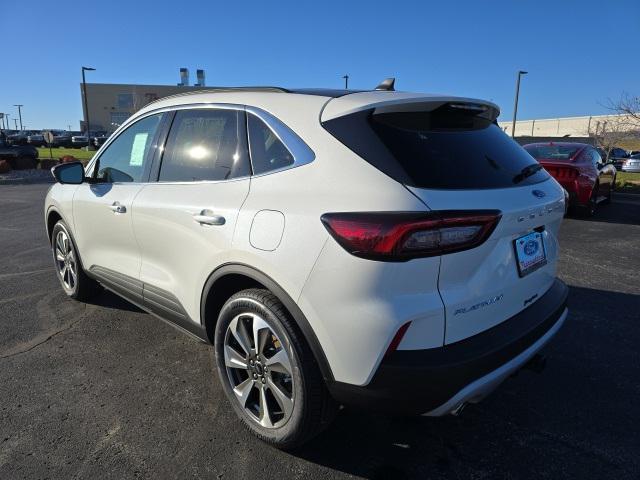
[45,83,569,448]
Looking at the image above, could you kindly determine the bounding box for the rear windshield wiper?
[513,163,543,184]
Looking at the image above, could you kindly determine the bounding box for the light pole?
[342,74,349,89]
[511,70,528,138]
[13,104,23,130]
[81,66,96,140]
[14,119,18,129]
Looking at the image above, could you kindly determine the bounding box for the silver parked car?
[621,154,640,173]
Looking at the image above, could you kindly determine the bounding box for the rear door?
[323,101,566,344]
[132,106,251,325]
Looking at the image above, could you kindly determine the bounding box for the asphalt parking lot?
[1,183,639,480]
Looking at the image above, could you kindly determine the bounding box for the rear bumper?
[328,278,569,415]
[554,179,592,206]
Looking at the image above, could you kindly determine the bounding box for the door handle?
[193,210,225,226]
[109,202,127,214]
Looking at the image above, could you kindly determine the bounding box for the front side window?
[95,113,162,183]
[247,114,294,174]
[159,109,249,182]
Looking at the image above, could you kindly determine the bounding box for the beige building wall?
[80,83,219,132]
[498,114,636,137]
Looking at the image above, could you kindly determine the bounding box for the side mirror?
[51,161,85,184]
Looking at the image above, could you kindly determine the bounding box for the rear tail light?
[554,167,579,180]
[321,210,501,261]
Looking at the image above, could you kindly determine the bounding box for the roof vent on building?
[195,69,205,87]
[178,68,189,86]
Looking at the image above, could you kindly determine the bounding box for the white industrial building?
[498,114,636,137]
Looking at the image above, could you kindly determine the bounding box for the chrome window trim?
[86,102,315,183]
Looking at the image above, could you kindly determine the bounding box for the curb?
[0,178,54,186]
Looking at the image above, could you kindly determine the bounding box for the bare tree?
[591,115,633,159]
[606,92,640,130]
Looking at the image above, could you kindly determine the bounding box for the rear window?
[524,144,581,161]
[322,104,549,189]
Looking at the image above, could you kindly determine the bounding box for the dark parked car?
[71,131,106,148]
[27,133,46,147]
[607,147,629,169]
[30,130,66,147]
[7,130,40,146]
[92,132,110,148]
[0,132,39,169]
[524,142,616,216]
[51,131,81,148]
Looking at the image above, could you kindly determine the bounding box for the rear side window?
[323,104,549,189]
[159,109,249,182]
[247,114,294,174]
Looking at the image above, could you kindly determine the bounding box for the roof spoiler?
[321,94,501,122]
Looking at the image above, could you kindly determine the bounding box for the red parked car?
[523,142,616,216]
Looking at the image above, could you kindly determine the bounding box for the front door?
[73,113,164,285]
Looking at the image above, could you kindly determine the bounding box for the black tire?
[603,178,614,204]
[214,288,337,449]
[580,184,598,217]
[51,221,101,301]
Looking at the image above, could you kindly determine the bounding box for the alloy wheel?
[223,312,295,428]
[54,230,77,291]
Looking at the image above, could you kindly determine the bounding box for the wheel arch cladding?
[46,209,63,241]
[200,263,334,383]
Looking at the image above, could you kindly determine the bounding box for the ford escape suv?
[45,82,569,448]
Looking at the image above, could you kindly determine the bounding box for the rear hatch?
[322,95,566,344]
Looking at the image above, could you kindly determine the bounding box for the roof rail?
[146,86,291,106]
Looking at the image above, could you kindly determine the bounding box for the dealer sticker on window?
[514,231,547,277]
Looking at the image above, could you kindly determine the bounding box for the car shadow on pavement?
[291,285,640,479]
[85,288,145,313]
[569,198,640,226]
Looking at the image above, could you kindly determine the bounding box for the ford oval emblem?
[532,190,546,198]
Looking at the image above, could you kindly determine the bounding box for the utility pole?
[14,104,23,130]
[81,66,96,139]
[511,70,528,138]
[342,74,349,89]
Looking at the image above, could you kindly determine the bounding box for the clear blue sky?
[1,0,638,130]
